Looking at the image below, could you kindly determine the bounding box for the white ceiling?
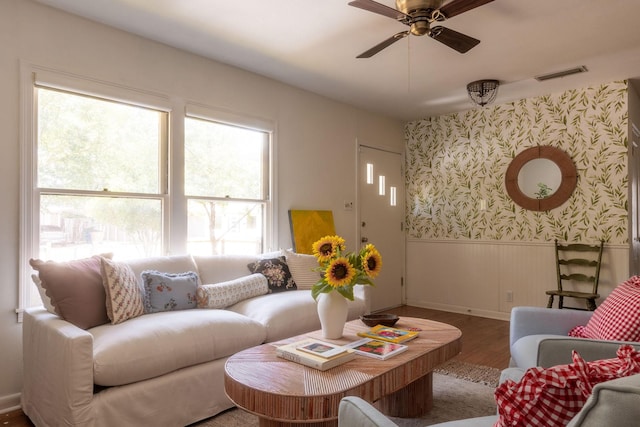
[34,0,640,121]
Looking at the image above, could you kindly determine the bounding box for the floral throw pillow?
[247,257,297,293]
[142,270,199,313]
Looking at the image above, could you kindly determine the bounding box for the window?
[36,87,167,261]
[19,67,274,314]
[184,116,270,255]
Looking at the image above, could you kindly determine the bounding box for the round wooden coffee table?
[224,316,461,427]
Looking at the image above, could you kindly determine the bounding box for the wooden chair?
[546,239,604,311]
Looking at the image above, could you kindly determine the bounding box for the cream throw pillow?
[197,274,268,309]
[284,249,321,290]
[100,257,144,324]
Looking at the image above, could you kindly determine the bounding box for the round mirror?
[518,158,562,199]
[505,146,577,211]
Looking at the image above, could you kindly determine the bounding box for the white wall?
[406,240,629,320]
[0,0,404,411]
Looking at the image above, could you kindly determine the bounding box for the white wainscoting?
[406,239,630,321]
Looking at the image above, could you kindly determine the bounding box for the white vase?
[317,291,349,339]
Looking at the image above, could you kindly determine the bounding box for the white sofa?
[21,252,370,427]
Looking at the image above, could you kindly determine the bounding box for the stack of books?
[356,324,419,344]
[344,338,408,360]
[275,339,355,371]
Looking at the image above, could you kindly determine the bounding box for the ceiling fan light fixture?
[410,20,430,36]
[467,79,499,107]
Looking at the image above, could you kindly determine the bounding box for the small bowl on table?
[360,313,399,327]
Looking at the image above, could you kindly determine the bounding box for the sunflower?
[312,235,346,263]
[324,257,356,288]
[362,245,382,278]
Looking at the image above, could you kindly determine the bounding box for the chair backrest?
[555,239,604,294]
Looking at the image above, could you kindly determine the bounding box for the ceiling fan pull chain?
[407,36,411,93]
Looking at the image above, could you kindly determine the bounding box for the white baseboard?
[0,392,21,415]
[406,299,511,322]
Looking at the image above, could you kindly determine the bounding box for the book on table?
[356,324,419,344]
[275,338,355,371]
[345,338,408,360]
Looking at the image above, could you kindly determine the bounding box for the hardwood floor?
[383,306,511,369]
[4,306,509,426]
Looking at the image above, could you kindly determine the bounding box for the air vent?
[535,66,588,82]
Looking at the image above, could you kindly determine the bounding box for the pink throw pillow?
[30,254,112,329]
[568,276,640,341]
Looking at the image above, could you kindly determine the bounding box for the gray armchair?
[338,306,640,426]
[509,306,640,369]
[338,373,640,426]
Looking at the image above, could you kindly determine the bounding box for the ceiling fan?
[348,0,494,58]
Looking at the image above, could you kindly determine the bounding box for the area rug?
[433,358,502,387]
[193,359,500,426]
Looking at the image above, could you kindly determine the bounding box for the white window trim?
[17,63,278,321]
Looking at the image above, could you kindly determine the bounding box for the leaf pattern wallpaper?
[405,81,628,244]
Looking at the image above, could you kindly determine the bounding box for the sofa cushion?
[569,276,640,341]
[227,289,366,342]
[197,273,268,309]
[284,249,321,290]
[90,309,266,386]
[29,254,112,329]
[228,290,320,342]
[247,256,297,293]
[101,257,145,324]
[142,270,199,313]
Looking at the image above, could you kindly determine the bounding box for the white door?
[359,145,404,312]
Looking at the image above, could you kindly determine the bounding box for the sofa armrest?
[510,306,593,346]
[538,338,640,367]
[567,373,640,427]
[21,308,95,426]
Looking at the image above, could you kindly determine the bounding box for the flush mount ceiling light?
[467,79,499,107]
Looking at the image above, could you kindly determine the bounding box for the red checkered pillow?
[494,345,640,427]
[568,276,640,341]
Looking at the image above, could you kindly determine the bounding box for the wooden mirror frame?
[505,146,577,211]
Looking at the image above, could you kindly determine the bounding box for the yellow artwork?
[288,210,336,254]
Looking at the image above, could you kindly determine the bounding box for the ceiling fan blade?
[439,0,494,19]
[429,26,480,53]
[348,0,409,21]
[356,31,410,58]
